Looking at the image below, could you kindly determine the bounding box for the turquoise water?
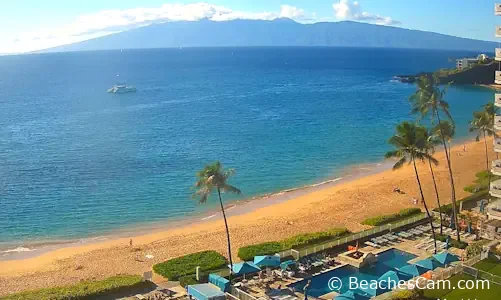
[290,249,417,297]
[0,47,495,248]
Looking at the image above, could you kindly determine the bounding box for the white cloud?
[332,0,400,26]
[2,2,314,53]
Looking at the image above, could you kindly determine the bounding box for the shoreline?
[0,137,493,296]
[0,158,394,261]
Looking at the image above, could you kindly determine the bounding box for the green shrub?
[280,228,350,250]
[237,242,283,261]
[435,234,468,249]
[438,190,489,215]
[361,208,422,226]
[463,171,495,193]
[153,250,227,280]
[179,275,198,287]
[2,275,144,300]
[237,228,350,260]
[465,242,484,259]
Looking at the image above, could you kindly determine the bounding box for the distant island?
[40,19,496,53]
[395,54,500,87]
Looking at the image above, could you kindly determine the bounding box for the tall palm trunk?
[428,159,443,235]
[483,130,491,185]
[218,188,233,281]
[435,111,460,241]
[413,159,437,254]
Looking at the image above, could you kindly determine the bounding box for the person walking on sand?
[129,239,133,247]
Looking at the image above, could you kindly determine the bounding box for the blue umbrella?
[280,260,296,271]
[433,252,459,266]
[335,291,369,300]
[254,255,280,268]
[230,262,261,276]
[415,258,441,271]
[449,216,456,229]
[398,264,428,278]
[445,236,450,250]
[480,200,485,213]
[377,271,400,290]
[468,222,473,233]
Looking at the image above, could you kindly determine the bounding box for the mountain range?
[43,19,496,53]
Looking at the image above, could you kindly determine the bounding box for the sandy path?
[0,138,493,296]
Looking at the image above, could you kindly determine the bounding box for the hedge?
[179,275,199,287]
[153,250,227,280]
[279,228,350,250]
[237,242,283,261]
[2,275,144,300]
[435,234,468,249]
[438,190,489,215]
[361,208,422,226]
[238,228,350,260]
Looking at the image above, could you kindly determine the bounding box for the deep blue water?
[0,47,494,247]
[290,249,417,297]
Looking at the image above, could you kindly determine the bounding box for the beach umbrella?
[480,200,485,213]
[253,255,280,268]
[445,236,451,250]
[398,264,428,278]
[450,215,456,229]
[377,271,400,290]
[335,291,368,300]
[468,222,473,233]
[230,262,261,276]
[357,284,386,297]
[433,252,459,266]
[415,258,441,271]
[280,260,296,271]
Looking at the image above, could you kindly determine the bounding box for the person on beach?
[129,239,133,247]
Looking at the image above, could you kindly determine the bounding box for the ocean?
[0,47,494,253]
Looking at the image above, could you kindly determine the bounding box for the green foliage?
[2,275,144,300]
[435,234,468,249]
[464,171,496,193]
[179,275,199,287]
[280,228,350,250]
[153,250,227,280]
[434,68,462,77]
[237,242,283,261]
[438,190,489,215]
[389,289,423,300]
[361,208,422,226]
[424,274,501,300]
[465,241,484,259]
[237,228,350,260]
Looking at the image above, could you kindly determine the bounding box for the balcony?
[496,94,501,108]
[490,179,501,198]
[496,115,501,131]
[496,4,501,15]
[497,49,501,61]
[493,160,501,176]
[494,138,501,152]
[497,26,501,38]
[496,71,501,84]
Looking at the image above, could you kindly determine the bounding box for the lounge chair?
[365,241,380,248]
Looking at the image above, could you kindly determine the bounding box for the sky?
[0,0,500,53]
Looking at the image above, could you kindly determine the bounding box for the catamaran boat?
[107,83,137,94]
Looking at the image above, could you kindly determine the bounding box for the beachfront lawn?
[423,274,501,300]
[2,275,147,300]
[153,250,227,280]
[474,256,501,276]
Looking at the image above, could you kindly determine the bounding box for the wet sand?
[0,138,493,296]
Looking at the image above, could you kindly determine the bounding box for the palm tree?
[193,161,241,281]
[409,76,461,241]
[432,120,456,161]
[470,104,496,184]
[424,129,444,235]
[385,121,438,254]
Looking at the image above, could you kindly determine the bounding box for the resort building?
[492,5,501,226]
[455,58,478,70]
